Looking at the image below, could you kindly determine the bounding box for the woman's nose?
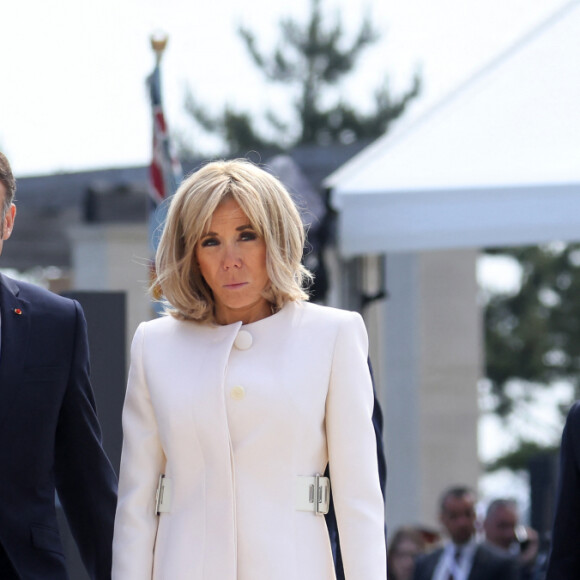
[222,245,242,269]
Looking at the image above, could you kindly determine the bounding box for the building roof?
[326,1,580,256]
[3,143,368,270]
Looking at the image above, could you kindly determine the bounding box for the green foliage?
[484,243,580,468]
[183,95,278,154]
[484,440,559,473]
[486,243,580,411]
[182,0,420,155]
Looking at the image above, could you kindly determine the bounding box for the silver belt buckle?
[295,474,331,514]
[310,473,330,515]
[155,474,172,515]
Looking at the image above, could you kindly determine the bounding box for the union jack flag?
[148,61,182,208]
[147,52,182,304]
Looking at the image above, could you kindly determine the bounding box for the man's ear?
[3,204,16,240]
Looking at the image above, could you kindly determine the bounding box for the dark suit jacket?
[0,274,118,579]
[413,543,518,580]
[545,401,580,579]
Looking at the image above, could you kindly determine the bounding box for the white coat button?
[230,385,246,400]
[234,330,253,350]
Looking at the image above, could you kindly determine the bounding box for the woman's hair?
[154,158,312,323]
[387,526,426,579]
[387,526,425,556]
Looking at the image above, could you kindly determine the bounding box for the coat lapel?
[0,274,31,431]
[468,545,484,580]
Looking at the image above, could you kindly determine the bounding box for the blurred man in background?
[413,486,517,580]
[484,499,540,580]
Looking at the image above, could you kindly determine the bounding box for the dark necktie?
[447,547,461,580]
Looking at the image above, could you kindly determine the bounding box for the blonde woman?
[112,159,386,579]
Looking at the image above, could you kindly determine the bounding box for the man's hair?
[0,152,16,212]
[485,498,517,520]
[439,485,475,513]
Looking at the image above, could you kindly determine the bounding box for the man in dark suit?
[413,486,517,580]
[0,152,117,579]
[483,499,540,580]
[545,401,580,578]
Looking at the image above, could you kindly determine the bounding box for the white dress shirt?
[433,538,478,580]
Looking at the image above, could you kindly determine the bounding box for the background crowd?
[387,486,547,580]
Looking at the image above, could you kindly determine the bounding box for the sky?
[1,0,570,176]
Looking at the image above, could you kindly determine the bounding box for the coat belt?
[155,473,330,516]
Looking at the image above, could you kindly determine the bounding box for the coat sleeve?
[112,323,165,580]
[54,300,118,580]
[325,311,387,580]
[546,401,580,579]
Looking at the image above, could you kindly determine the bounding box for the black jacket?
[0,274,117,579]
[546,401,580,579]
[413,543,518,580]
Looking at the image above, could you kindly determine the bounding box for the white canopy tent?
[326,0,580,256]
[324,1,580,531]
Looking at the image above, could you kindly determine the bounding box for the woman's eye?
[240,231,258,241]
[200,237,219,247]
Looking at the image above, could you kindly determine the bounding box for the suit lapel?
[468,545,483,580]
[0,274,31,430]
[420,548,443,580]
[429,550,443,580]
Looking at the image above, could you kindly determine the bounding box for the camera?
[515,524,531,552]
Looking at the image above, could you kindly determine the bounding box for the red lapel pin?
[13,308,22,315]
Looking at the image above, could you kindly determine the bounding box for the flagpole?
[147,33,182,308]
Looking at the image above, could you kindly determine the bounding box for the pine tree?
[182,0,420,155]
[484,243,580,468]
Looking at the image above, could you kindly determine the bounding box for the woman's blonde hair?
[154,158,312,322]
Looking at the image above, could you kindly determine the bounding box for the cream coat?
[112,301,386,579]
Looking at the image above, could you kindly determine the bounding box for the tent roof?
[326,1,580,256]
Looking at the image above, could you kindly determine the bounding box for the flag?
[148,61,182,210]
[147,59,183,207]
[147,45,182,304]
